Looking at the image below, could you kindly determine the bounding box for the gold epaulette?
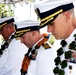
[42,43,51,49]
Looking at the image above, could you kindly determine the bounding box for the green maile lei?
[53,34,76,75]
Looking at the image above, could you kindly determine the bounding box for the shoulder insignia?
[42,43,51,49]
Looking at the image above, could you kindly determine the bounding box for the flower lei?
[29,33,49,60]
[53,34,76,75]
[21,33,50,75]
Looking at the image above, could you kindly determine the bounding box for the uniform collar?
[8,32,15,40]
[65,29,76,44]
[32,37,44,49]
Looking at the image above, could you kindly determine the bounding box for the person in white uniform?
[14,20,57,75]
[34,0,76,75]
[0,17,28,75]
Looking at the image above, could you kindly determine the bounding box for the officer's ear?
[63,11,70,21]
[32,31,36,37]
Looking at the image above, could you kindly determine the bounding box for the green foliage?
[48,34,55,45]
[0,4,14,18]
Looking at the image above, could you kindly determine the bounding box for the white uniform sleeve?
[36,46,57,75]
[0,39,28,75]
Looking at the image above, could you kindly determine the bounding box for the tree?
[0,4,14,18]
[48,34,55,45]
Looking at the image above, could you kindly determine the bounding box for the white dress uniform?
[34,0,76,75]
[0,46,8,69]
[27,37,57,75]
[14,20,57,75]
[63,29,76,75]
[0,38,28,75]
[53,29,76,75]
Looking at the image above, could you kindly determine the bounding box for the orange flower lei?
[21,33,49,75]
[36,33,49,47]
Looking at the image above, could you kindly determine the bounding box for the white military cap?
[15,20,40,38]
[0,16,15,30]
[34,0,74,28]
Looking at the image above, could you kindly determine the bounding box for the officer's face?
[1,26,9,40]
[20,32,34,47]
[47,12,70,39]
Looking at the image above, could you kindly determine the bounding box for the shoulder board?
[42,43,51,49]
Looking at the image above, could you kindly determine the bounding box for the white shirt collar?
[8,32,15,40]
[32,37,44,49]
[65,29,76,44]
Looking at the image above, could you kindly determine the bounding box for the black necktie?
[0,41,8,56]
[11,35,14,39]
